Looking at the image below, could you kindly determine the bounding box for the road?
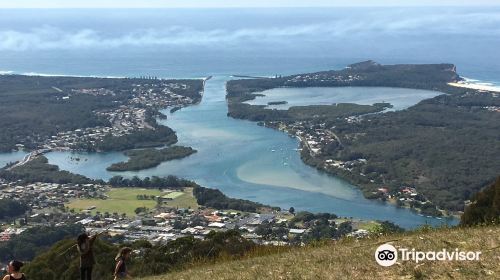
[325,130,343,147]
[7,149,50,170]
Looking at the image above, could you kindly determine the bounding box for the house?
[348,229,369,238]
[377,187,389,194]
[77,218,94,225]
[208,222,225,228]
[0,233,11,242]
[205,215,222,222]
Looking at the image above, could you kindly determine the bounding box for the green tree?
[461,177,500,226]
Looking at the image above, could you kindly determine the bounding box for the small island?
[267,101,288,106]
[106,146,197,171]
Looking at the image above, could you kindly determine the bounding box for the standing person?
[2,260,26,280]
[114,247,132,279]
[77,232,104,280]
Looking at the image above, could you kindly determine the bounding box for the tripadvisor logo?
[375,244,398,267]
[375,244,481,267]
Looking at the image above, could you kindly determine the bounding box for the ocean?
[0,7,499,82]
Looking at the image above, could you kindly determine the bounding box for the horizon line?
[2,5,500,9]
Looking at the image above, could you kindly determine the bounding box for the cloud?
[2,0,500,8]
[1,11,499,51]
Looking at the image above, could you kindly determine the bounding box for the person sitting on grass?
[114,247,133,279]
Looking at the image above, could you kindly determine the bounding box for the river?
[38,76,455,229]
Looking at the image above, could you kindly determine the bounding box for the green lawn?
[355,220,381,232]
[162,188,199,210]
[67,187,199,216]
[335,219,381,232]
[66,188,162,216]
[162,191,185,200]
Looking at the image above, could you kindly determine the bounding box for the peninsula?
[0,74,204,169]
[226,61,500,216]
[0,75,203,152]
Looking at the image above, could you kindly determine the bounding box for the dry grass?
[141,226,500,280]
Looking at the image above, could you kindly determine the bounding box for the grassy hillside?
[142,225,499,280]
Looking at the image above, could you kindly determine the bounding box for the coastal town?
[0,177,374,247]
[285,72,361,86]
[3,78,204,171]
[41,81,199,152]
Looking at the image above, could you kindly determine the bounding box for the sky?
[0,0,499,8]
[2,2,500,52]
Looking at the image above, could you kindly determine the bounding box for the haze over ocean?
[0,7,499,83]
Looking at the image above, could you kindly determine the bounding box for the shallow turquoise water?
[0,151,26,168]
[246,87,442,110]
[43,76,457,228]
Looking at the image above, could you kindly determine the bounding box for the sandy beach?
[448,82,500,93]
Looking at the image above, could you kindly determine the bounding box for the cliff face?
[451,64,457,73]
[447,64,460,81]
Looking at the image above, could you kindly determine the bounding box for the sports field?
[67,188,162,216]
[163,188,199,210]
[66,187,198,216]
